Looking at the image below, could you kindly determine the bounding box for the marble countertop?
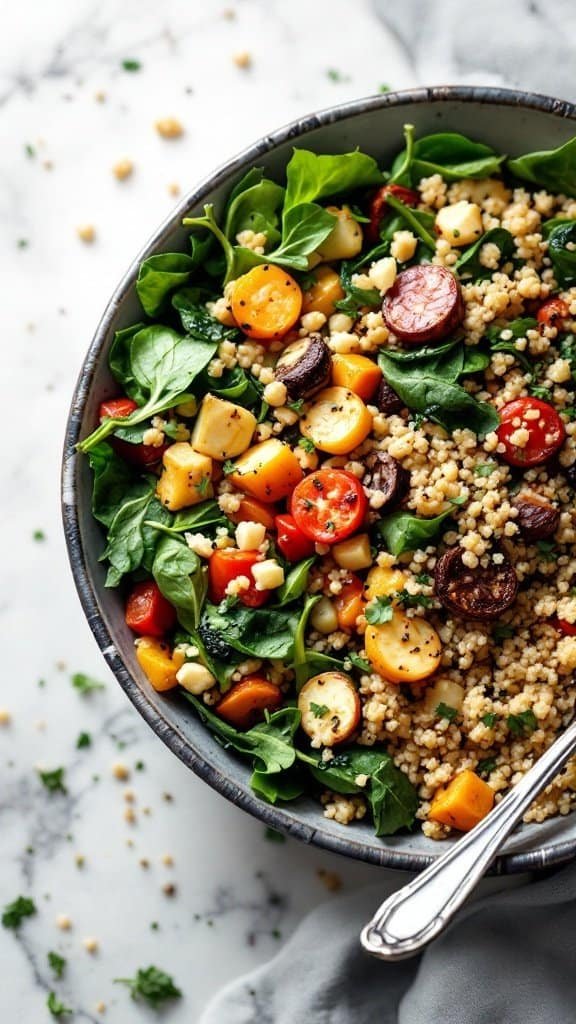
[0,0,551,1019]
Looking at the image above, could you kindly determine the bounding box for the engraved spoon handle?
[361,718,576,960]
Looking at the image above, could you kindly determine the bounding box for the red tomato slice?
[367,183,420,243]
[537,296,569,332]
[99,396,167,467]
[496,397,566,467]
[275,514,316,562]
[290,469,367,544]
[125,581,177,637]
[208,549,268,608]
[551,616,576,637]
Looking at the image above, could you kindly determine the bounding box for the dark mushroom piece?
[375,378,404,415]
[434,546,518,621]
[274,333,331,401]
[362,451,410,510]
[564,462,576,489]
[514,493,560,542]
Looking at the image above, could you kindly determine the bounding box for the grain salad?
[78,125,576,840]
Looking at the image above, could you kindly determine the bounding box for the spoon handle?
[361,718,576,960]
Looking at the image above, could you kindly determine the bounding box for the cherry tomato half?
[125,581,177,637]
[275,514,316,562]
[367,183,420,243]
[496,397,566,467]
[551,617,576,637]
[290,469,367,544]
[208,549,268,608]
[537,296,569,333]
[99,397,167,467]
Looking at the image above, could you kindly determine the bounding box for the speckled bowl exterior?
[62,85,576,873]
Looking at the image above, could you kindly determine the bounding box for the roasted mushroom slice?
[514,493,560,542]
[375,378,404,415]
[434,547,518,621]
[274,333,331,400]
[363,451,410,510]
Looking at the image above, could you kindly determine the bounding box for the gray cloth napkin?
[199,862,576,1023]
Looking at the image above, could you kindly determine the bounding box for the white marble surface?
[0,2,418,1020]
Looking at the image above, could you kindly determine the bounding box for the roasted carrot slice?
[231,264,302,341]
[216,677,283,730]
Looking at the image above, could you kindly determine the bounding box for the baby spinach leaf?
[303,650,346,676]
[485,318,537,374]
[136,253,196,317]
[172,288,240,341]
[271,203,336,269]
[185,695,299,775]
[378,498,465,556]
[224,171,284,247]
[101,483,155,586]
[78,326,216,452]
[507,135,576,196]
[140,496,172,571]
[201,602,299,659]
[292,594,322,688]
[378,341,499,435]
[145,500,226,536]
[152,535,207,631]
[546,220,576,287]
[391,128,504,185]
[88,443,140,527]
[383,193,436,251]
[283,149,383,213]
[109,323,148,403]
[275,557,316,607]
[455,227,515,281]
[196,365,262,408]
[335,258,381,315]
[250,766,306,804]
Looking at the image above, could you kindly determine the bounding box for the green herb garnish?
[507,710,538,736]
[38,768,67,794]
[71,673,105,694]
[365,596,393,625]
[115,966,182,1008]
[436,703,458,722]
[48,952,66,979]
[310,702,329,719]
[2,896,36,929]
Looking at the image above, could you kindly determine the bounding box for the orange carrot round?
[231,264,302,341]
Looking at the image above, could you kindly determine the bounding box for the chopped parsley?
[507,710,538,736]
[326,68,351,82]
[288,398,304,413]
[76,732,91,749]
[536,540,558,562]
[47,993,72,1017]
[435,702,458,722]
[33,529,46,541]
[474,463,496,477]
[310,702,329,719]
[2,896,36,929]
[365,596,393,625]
[492,624,515,641]
[115,966,182,1008]
[24,142,35,158]
[121,58,141,72]
[396,589,433,610]
[481,712,498,728]
[38,767,67,794]
[378,83,391,93]
[348,652,371,673]
[135,760,145,771]
[298,437,316,454]
[48,952,66,979]
[264,827,286,843]
[196,475,211,495]
[414,573,432,586]
[477,757,496,778]
[222,459,236,475]
[17,239,29,249]
[71,672,105,694]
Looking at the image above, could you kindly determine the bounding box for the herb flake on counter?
[47,992,72,1017]
[121,58,141,71]
[71,672,105,694]
[326,68,351,82]
[33,529,46,541]
[76,732,91,749]
[2,896,36,929]
[115,966,182,1008]
[48,952,66,979]
[38,767,67,794]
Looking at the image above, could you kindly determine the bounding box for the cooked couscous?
[78,125,576,839]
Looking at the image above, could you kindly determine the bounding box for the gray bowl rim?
[62,84,576,874]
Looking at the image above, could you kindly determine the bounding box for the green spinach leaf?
[201,602,299,660]
[172,287,240,341]
[136,253,196,317]
[455,227,515,281]
[391,127,504,186]
[88,443,140,527]
[292,594,322,688]
[224,169,284,246]
[275,557,316,607]
[109,323,148,403]
[101,482,155,586]
[378,498,465,556]
[152,535,207,631]
[485,318,537,374]
[145,499,227,536]
[546,220,576,287]
[283,149,383,213]
[507,136,576,196]
[185,696,299,774]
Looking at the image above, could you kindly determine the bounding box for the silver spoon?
[361,717,576,960]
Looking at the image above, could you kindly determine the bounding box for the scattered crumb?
[139,858,150,870]
[155,117,184,139]
[35,720,46,731]
[223,7,236,17]
[162,792,173,802]
[55,660,67,671]
[75,854,85,868]
[123,789,135,803]
[142,806,151,816]
[43,160,53,171]
[56,914,72,931]
[233,51,252,69]
[0,709,11,725]
[167,182,181,197]
[112,158,134,181]
[83,937,99,954]
[94,91,106,103]
[162,883,176,897]
[124,807,137,824]
[161,854,174,867]
[125,838,134,848]
[112,762,130,781]
[77,225,96,244]
[317,868,343,893]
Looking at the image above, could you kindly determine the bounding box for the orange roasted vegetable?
[231,264,302,341]
[302,265,345,318]
[135,637,185,692]
[227,495,278,531]
[334,574,365,632]
[331,353,382,401]
[228,439,303,503]
[216,677,283,730]
[429,770,495,832]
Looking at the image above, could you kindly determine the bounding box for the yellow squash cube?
[156,443,213,511]
[191,394,256,461]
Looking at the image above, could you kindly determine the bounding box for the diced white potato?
[435,201,483,247]
[235,521,266,551]
[176,661,216,695]
[365,610,442,684]
[310,597,339,635]
[156,443,213,512]
[251,558,285,591]
[317,206,363,262]
[191,394,256,461]
[298,672,361,746]
[423,678,465,715]
[333,533,372,572]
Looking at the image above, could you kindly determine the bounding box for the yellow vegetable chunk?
[423,677,465,715]
[298,672,361,747]
[365,610,442,684]
[364,566,406,601]
[156,443,213,512]
[317,206,364,262]
[300,386,372,455]
[302,265,345,318]
[228,438,303,503]
[429,770,494,832]
[333,533,372,572]
[135,638,185,692]
[191,394,256,461]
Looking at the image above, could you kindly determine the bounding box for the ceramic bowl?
[62,85,576,873]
